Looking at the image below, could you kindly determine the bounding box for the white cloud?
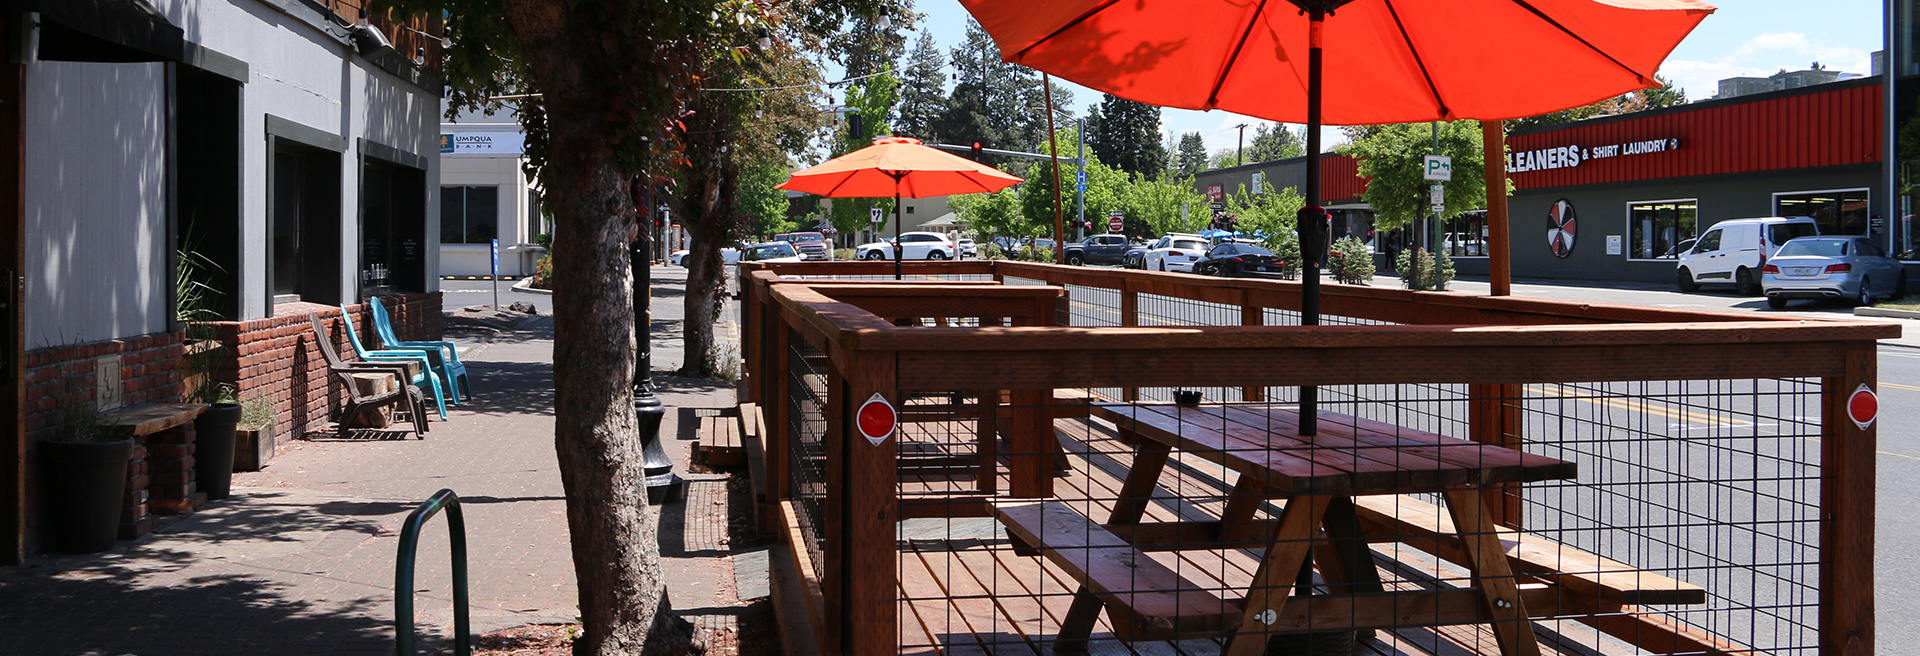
[1661,31,1873,100]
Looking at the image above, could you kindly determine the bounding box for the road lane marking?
[1882,382,1920,392]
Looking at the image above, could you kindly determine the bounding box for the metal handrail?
[394,488,471,656]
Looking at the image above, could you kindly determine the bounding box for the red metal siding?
[1505,82,1881,190]
[1321,153,1367,201]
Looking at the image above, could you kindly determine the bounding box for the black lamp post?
[632,177,681,504]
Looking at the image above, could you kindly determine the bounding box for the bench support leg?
[1224,493,1331,656]
[1442,487,1543,656]
[1054,437,1171,652]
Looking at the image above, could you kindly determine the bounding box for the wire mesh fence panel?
[787,330,830,580]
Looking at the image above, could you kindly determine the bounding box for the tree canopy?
[1337,120,1501,230]
[1175,132,1207,176]
[894,30,948,141]
[1086,94,1167,180]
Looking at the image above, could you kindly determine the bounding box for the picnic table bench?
[993,401,1702,656]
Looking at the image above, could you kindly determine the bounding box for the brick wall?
[20,332,185,555]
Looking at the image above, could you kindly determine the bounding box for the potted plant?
[40,369,132,554]
[232,394,277,472]
[178,246,241,500]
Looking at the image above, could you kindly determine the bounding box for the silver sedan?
[1762,236,1906,308]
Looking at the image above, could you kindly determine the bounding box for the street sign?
[1423,155,1453,181]
[857,393,897,445]
[869,207,884,223]
[1076,182,1086,194]
[1848,384,1878,429]
[1429,184,1444,205]
[1209,201,1225,211]
[1076,169,1087,185]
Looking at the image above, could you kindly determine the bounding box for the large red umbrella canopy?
[778,136,1023,198]
[960,0,1715,125]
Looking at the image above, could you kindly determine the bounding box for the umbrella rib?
[1016,0,1126,60]
[1505,0,1648,84]
[1206,0,1271,109]
[1382,0,1450,118]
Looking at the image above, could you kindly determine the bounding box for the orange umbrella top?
[960,0,1715,125]
[777,136,1024,199]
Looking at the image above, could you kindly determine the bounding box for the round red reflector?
[1847,385,1877,429]
[857,393,897,444]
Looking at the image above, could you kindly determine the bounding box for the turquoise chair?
[337,307,452,418]
[369,296,471,399]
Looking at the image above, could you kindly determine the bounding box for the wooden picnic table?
[995,401,1585,656]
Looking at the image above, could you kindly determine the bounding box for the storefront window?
[1627,199,1696,260]
[441,185,499,244]
[1438,211,1488,257]
[1774,188,1869,236]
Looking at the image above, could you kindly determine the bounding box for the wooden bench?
[1349,495,1707,608]
[696,414,744,467]
[993,500,1239,636]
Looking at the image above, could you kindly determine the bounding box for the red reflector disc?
[1847,385,1877,429]
[858,394,897,444]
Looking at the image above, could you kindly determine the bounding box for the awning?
[10,0,185,63]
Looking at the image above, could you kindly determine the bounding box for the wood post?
[841,349,900,656]
[765,322,791,502]
[820,354,845,651]
[1121,286,1139,401]
[1483,120,1511,297]
[1468,382,1523,528]
[1821,341,1876,656]
[1241,290,1264,402]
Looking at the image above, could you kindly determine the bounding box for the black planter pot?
[41,438,134,554]
[194,403,242,501]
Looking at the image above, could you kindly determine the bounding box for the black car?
[1192,242,1286,277]
[1122,243,1151,268]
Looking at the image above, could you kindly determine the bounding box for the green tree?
[378,0,883,653]
[952,182,1033,240]
[827,72,901,235]
[895,30,948,140]
[933,18,1060,153]
[1175,132,1207,176]
[1224,180,1305,246]
[1016,125,1125,240]
[1337,121,1496,231]
[739,159,797,239]
[1244,123,1303,163]
[1086,94,1167,179]
[1207,147,1241,170]
[1120,172,1209,237]
[1507,74,1686,132]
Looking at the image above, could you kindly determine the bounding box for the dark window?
[905,206,915,214]
[1695,229,1722,253]
[1776,189,1869,236]
[362,159,427,296]
[1768,222,1818,246]
[176,67,243,320]
[441,186,499,244]
[1628,199,1697,259]
[270,141,342,304]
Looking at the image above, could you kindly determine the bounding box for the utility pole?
[1235,123,1248,166]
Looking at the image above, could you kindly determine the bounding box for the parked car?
[1144,234,1210,272]
[778,231,833,260]
[740,241,804,263]
[1762,236,1906,308]
[1122,242,1151,268]
[669,241,746,266]
[1676,217,1819,295]
[1063,234,1132,266]
[1033,238,1056,252]
[856,231,956,260]
[958,238,977,258]
[1192,242,1287,278]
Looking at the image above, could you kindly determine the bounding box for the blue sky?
[883,0,1883,153]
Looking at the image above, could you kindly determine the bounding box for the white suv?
[857,231,956,260]
[1676,217,1819,295]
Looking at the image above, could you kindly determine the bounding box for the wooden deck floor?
[887,414,1647,656]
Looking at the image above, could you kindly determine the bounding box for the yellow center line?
[1881,382,1920,392]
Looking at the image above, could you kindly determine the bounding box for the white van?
[1676,217,1819,295]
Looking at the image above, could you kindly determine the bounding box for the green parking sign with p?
[1423,155,1452,181]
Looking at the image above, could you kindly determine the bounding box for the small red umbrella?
[779,136,1022,279]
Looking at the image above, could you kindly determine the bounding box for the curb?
[1855,307,1920,320]
[510,276,552,296]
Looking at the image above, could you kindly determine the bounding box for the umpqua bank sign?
[1506,137,1681,173]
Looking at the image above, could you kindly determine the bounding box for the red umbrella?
[961,0,1713,436]
[779,136,1022,278]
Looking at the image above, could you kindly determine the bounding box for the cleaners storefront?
[1459,77,1889,286]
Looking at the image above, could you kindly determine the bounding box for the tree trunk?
[681,216,727,377]
[498,1,696,655]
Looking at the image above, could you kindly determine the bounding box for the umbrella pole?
[1299,7,1325,437]
[1045,74,1065,264]
[894,184,904,281]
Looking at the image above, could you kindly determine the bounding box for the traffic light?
[848,114,865,142]
[970,141,983,160]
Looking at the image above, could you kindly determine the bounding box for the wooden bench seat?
[993,501,1240,636]
[696,415,744,467]
[1349,495,1707,607]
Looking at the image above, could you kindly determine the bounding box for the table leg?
[976,393,996,494]
[1223,493,1331,656]
[1441,487,1543,656]
[1055,436,1171,652]
[1218,477,1267,543]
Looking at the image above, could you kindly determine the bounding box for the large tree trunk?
[498,1,696,655]
[677,101,740,378]
[681,213,730,376]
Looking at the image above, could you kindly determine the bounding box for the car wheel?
[1067,253,1084,266]
[929,251,947,260]
[1767,296,1788,309]
[1857,278,1874,307]
[1676,267,1699,293]
[1734,267,1759,296]
[863,250,884,261]
[1157,260,1167,272]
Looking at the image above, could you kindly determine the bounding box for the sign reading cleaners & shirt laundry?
[440,132,527,156]
[1506,137,1681,173]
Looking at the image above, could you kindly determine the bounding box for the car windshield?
[745,244,793,260]
[790,233,824,243]
[1769,223,1817,246]
[1172,240,1206,250]
[1775,239,1848,257]
[1236,245,1276,257]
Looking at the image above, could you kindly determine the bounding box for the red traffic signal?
[970,142,983,160]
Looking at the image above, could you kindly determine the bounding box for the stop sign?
[857,393,896,445]
[1848,384,1877,429]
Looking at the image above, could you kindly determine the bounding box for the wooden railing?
[738,260,1892,656]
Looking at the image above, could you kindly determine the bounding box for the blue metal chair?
[338,306,452,419]
[369,296,471,400]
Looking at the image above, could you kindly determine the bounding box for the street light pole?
[630,175,681,504]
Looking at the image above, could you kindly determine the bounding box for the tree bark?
[496,1,696,654]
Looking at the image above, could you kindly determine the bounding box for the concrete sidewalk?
[0,272,746,655]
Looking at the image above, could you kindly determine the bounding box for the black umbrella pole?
[1300,9,1325,437]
